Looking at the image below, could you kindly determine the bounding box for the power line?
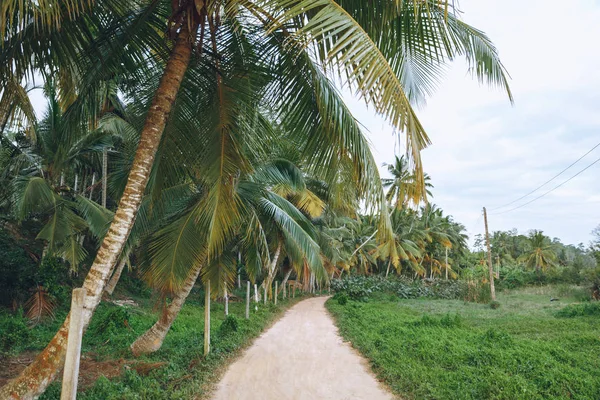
[489,141,600,211]
[491,154,600,215]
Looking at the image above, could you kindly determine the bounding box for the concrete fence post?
[224,284,229,316]
[274,282,278,305]
[245,281,250,319]
[61,288,86,400]
[204,283,211,356]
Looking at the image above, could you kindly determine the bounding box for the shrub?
[333,292,348,305]
[218,315,239,336]
[331,276,491,303]
[556,302,600,318]
[0,310,31,354]
[88,306,131,342]
[489,300,501,309]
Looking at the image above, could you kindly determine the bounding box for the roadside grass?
[1,286,304,399]
[327,285,600,400]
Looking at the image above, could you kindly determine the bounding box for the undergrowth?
[1,288,305,399]
[327,287,600,400]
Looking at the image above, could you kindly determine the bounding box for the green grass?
[1,287,304,399]
[327,285,600,400]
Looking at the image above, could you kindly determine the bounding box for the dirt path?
[211,297,394,400]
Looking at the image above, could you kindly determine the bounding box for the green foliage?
[489,300,501,309]
[218,315,239,336]
[556,302,600,318]
[0,310,30,355]
[327,287,600,400]
[87,306,131,344]
[331,276,491,303]
[333,292,348,305]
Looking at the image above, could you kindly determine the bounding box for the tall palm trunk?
[0,27,194,400]
[104,250,130,296]
[102,147,108,208]
[279,268,293,295]
[130,262,202,356]
[265,242,281,299]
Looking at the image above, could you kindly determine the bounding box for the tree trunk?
[280,268,293,296]
[265,242,281,299]
[0,27,194,399]
[385,260,391,278]
[104,250,130,296]
[88,172,96,200]
[102,147,108,208]
[130,262,201,356]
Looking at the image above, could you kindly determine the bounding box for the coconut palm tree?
[519,230,557,272]
[1,1,512,397]
[383,155,433,209]
[2,84,115,270]
[130,157,323,355]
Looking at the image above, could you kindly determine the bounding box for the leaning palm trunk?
[264,242,281,299]
[130,262,202,356]
[104,250,130,296]
[0,27,194,399]
[279,268,293,295]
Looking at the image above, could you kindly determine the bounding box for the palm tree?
[519,230,557,272]
[130,157,323,355]
[1,1,512,397]
[2,84,115,271]
[383,155,433,209]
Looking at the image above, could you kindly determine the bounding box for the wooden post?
[204,282,211,356]
[274,282,278,305]
[61,288,86,400]
[224,284,228,316]
[483,207,496,301]
[245,281,250,319]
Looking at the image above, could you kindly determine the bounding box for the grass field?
[1,286,303,399]
[327,285,600,400]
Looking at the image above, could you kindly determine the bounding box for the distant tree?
[519,230,557,272]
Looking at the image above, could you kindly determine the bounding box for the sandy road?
[211,296,394,400]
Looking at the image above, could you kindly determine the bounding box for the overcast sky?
[344,0,600,246]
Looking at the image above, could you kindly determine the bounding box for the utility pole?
[483,207,496,301]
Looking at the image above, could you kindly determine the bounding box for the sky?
[343,0,600,246]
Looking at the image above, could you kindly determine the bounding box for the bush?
[88,306,131,342]
[0,310,31,354]
[333,292,348,305]
[556,302,600,318]
[489,300,501,309]
[331,276,491,303]
[218,315,239,336]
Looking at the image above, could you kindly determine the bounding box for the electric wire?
[489,141,600,211]
[491,155,600,215]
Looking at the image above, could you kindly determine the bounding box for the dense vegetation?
[327,285,600,400]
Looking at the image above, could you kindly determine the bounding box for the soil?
[0,352,165,389]
[210,296,395,400]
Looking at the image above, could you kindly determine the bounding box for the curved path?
[211,297,394,400]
